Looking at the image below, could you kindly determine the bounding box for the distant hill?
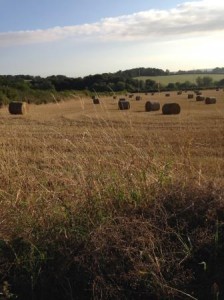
[114,67,168,78]
[114,67,224,78]
[137,73,224,86]
[171,67,224,75]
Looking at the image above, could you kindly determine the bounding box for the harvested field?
[0,89,224,299]
[0,89,223,201]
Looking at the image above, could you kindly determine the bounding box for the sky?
[0,0,223,77]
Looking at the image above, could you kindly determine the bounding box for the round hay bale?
[195,91,202,95]
[135,96,141,101]
[205,97,216,104]
[93,98,100,104]
[177,91,182,95]
[162,103,181,115]
[128,94,134,98]
[188,94,194,99]
[165,93,170,97]
[196,95,205,101]
[113,95,117,99]
[145,101,160,112]
[8,102,28,115]
[118,99,130,110]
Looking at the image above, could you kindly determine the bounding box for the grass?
[137,74,224,85]
[0,90,223,299]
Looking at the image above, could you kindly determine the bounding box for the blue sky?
[0,0,223,77]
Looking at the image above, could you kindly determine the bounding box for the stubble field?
[0,89,224,299]
[2,89,222,183]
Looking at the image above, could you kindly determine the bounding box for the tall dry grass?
[0,90,223,299]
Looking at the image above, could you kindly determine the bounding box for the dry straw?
[8,102,28,115]
[195,91,202,95]
[162,103,181,115]
[196,96,205,101]
[145,101,160,112]
[118,99,130,110]
[93,98,100,104]
[205,97,216,104]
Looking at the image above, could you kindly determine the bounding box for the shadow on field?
[0,182,223,300]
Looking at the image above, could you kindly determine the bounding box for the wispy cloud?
[0,0,224,47]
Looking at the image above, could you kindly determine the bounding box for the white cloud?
[0,0,224,47]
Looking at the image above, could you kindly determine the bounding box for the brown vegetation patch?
[0,91,223,299]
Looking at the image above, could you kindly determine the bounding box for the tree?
[145,79,156,91]
[216,79,224,87]
[166,83,176,90]
[196,76,203,87]
[31,78,55,90]
[0,90,8,105]
[202,76,213,87]
[114,81,125,91]
[196,76,213,88]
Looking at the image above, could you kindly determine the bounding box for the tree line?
[0,67,224,105]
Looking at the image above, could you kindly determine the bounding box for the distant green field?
[138,73,224,85]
